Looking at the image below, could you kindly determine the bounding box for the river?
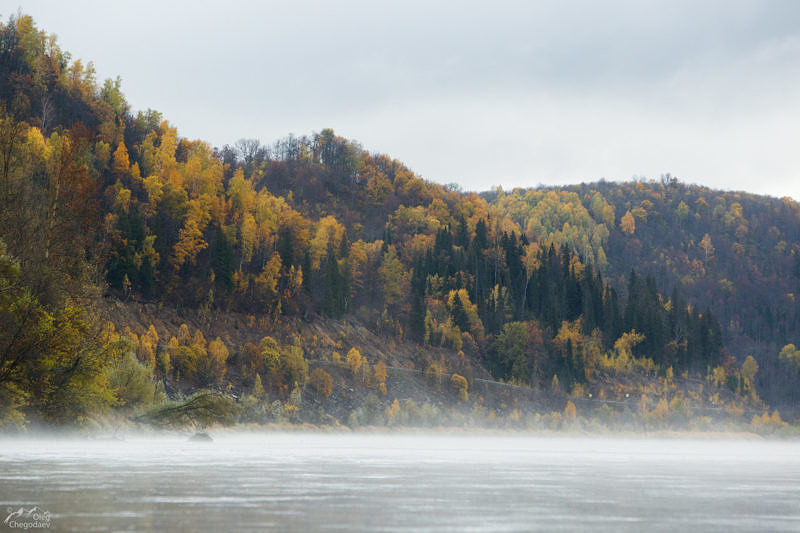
[1,432,799,531]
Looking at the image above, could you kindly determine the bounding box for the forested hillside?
[489,181,800,404]
[1,14,798,429]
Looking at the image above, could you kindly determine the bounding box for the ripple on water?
[1,434,800,532]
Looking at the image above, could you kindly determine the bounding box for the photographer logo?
[4,507,51,529]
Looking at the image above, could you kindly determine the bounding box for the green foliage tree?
[492,322,529,383]
[0,240,117,426]
[105,345,159,409]
[260,336,309,394]
[136,390,240,428]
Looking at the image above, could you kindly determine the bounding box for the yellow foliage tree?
[253,373,266,400]
[309,215,345,271]
[653,398,670,424]
[206,337,229,383]
[385,398,401,426]
[620,210,635,235]
[779,344,800,371]
[378,247,408,310]
[239,213,257,268]
[253,253,282,310]
[710,365,727,388]
[309,368,333,399]
[171,217,208,269]
[374,360,387,394]
[450,373,469,402]
[138,324,159,369]
[346,347,363,376]
[741,355,758,386]
[699,233,715,260]
[112,141,130,178]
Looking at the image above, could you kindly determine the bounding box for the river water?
[1,432,799,531]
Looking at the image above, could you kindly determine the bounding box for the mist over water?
[1,433,799,532]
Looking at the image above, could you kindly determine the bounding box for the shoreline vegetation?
[2,13,800,436]
[3,378,795,440]
[0,419,778,442]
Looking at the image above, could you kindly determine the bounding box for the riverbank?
[0,418,783,442]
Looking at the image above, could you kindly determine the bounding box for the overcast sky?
[9,0,800,198]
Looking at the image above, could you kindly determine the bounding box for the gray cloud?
[13,0,800,198]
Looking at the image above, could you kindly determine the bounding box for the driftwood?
[133,390,239,428]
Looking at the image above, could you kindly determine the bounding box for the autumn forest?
[2,14,800,433]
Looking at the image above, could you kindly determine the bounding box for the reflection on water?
[1,433,799,532]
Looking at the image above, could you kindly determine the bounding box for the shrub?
[425,363,441,388]
[309,368,333,399]
[450,373,469,402]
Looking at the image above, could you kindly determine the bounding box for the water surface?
[1,433,799,531]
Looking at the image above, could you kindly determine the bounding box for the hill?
[0,14,796,431]
[489,181,800,405]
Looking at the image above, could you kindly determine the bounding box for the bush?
[425,363,441,388]
[450,373,468,402]
[260,336,309,394]
[309,368,333,399]
[106,351,161,409]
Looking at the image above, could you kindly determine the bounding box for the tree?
[741,355,758,385]
[620,210,635,235]
[309,216,345,271]
[384,398,401,425]
[407,260,427,342]
[0,109,28,195]
[204,337,229,384]
[309,368,333,399]
[171,217,208,270]
[260,336,308,393]
[234,138,262,167]
[614,330,645,358]
[346,347,363,376]
[323,252,346,317]
[378,247,408,311]
[653,398,669,424]
[374,360,387,386]
[210,228,234,291]
[551,374,561,393]
[450,373,468,402]
[492,321,529,383]
[0,240,117,426]
[105,348,158,409]
[779,344,800,372]
[112,142,130,179]
[239,214,257,269]
[253,373,265,400]
[135,390,239,428]
[699,233,714,261]
[425,363,441,389]
[676,201,689,223]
